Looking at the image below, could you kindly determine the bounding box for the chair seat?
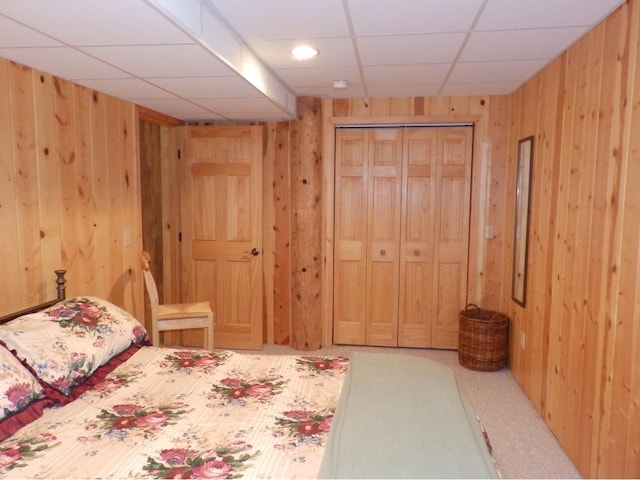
[140,251,214,350]
[158,301,212,320]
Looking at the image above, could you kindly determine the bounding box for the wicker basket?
[458,304,509,371]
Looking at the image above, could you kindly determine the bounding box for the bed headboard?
[0,270,67,324]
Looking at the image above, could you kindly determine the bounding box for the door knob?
[250,248,260,256]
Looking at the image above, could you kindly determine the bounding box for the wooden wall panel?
[504,1,639,477]
[0,58,143,320]
[270,121,292,345]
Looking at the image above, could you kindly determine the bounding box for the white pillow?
[0,297,147,395]
[0,345,44,420]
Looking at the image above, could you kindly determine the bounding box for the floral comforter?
[0,347,348,479]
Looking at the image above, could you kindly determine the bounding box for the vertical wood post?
[290,97,323,350]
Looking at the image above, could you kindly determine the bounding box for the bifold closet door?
[398,127,472,349]
[333,126,472,349]
[333,128,402,346]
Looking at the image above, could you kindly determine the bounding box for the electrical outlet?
[123,229,131,247]
[520,331,526,350]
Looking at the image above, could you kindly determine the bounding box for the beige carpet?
[249,343,582,479]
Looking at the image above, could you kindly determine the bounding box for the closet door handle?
[380,249,386,256]
[250,248,260,256]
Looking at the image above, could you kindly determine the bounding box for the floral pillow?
[0,297,148,395]
[0,346,44,420]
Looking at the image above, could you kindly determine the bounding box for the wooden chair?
[140,251,214,350]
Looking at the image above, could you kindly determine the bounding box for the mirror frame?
[512,135,534,307]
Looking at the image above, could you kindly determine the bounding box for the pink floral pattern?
[0,347,43,419]
[85,402,191,440]
[210,375,287,405]
[0,433,58,472]
[46,298,147,344]
[89,369,142,399]
[159,351,229,374]
[0,349,348,478]
[0,297,149,395]
[272,408,334,449]
[143,442,258,479]
[296,356,349,376]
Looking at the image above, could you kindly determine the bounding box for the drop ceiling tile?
[274,66,362,89]
[358,33,467,65]
[0,0,193,46]
[147,76,261,98]
[0,47,129,80]
[347,0,484,35]
[363,64,451,85]
[73,78,177,100]
[440,82,520,96]
[0,0,627,123]
[0,16,62,47]
[251,37,357,69]
[196,96,283,114]
[207,0,349,40]
[475,0,625,30]
[367,83,441,98]
[146,0,204,37]
[132,97,211,115]
[294,85,367,99]
[79,44,234,78]
[460,27,589,62]
[449,59,549,83]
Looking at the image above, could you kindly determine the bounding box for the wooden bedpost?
[55,269,67,300]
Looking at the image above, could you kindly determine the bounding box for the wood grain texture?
[323,96,510,349]
[0,58,143,319]
[270,121,292,345]
[504,1,639,477]
[290,96,323,350]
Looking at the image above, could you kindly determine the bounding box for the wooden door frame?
[321,113,483,347]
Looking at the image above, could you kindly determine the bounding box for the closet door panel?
[399,128,437,347]
[433,262,467,347]
[334,129,368,344]
[431,128,473,348]
[365,130,402,346]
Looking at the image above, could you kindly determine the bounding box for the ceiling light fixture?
[290,44,318,61]
[332,79,348,89]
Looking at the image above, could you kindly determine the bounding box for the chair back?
[140,251,160,324]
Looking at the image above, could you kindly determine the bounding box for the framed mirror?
[512,135,533,307]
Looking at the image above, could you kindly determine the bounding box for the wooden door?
[333,126,472,349]
[334,127,402,346]
[333,128,368,344]
[398,127,472,348]
[366,129,403,345]
[397,128,437,347]
[180,125,263,350]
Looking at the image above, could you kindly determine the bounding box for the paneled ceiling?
[0,0,625,123]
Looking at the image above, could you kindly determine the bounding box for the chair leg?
[207,313,215,350]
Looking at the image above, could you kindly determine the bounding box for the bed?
[0,272,498,479]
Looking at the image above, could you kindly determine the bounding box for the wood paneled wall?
[5,0,639,472]
[504,1,639,477]
[0,58,144,321]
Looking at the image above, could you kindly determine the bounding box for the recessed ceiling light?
[290,44,318,61]
[332,79,348,89]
